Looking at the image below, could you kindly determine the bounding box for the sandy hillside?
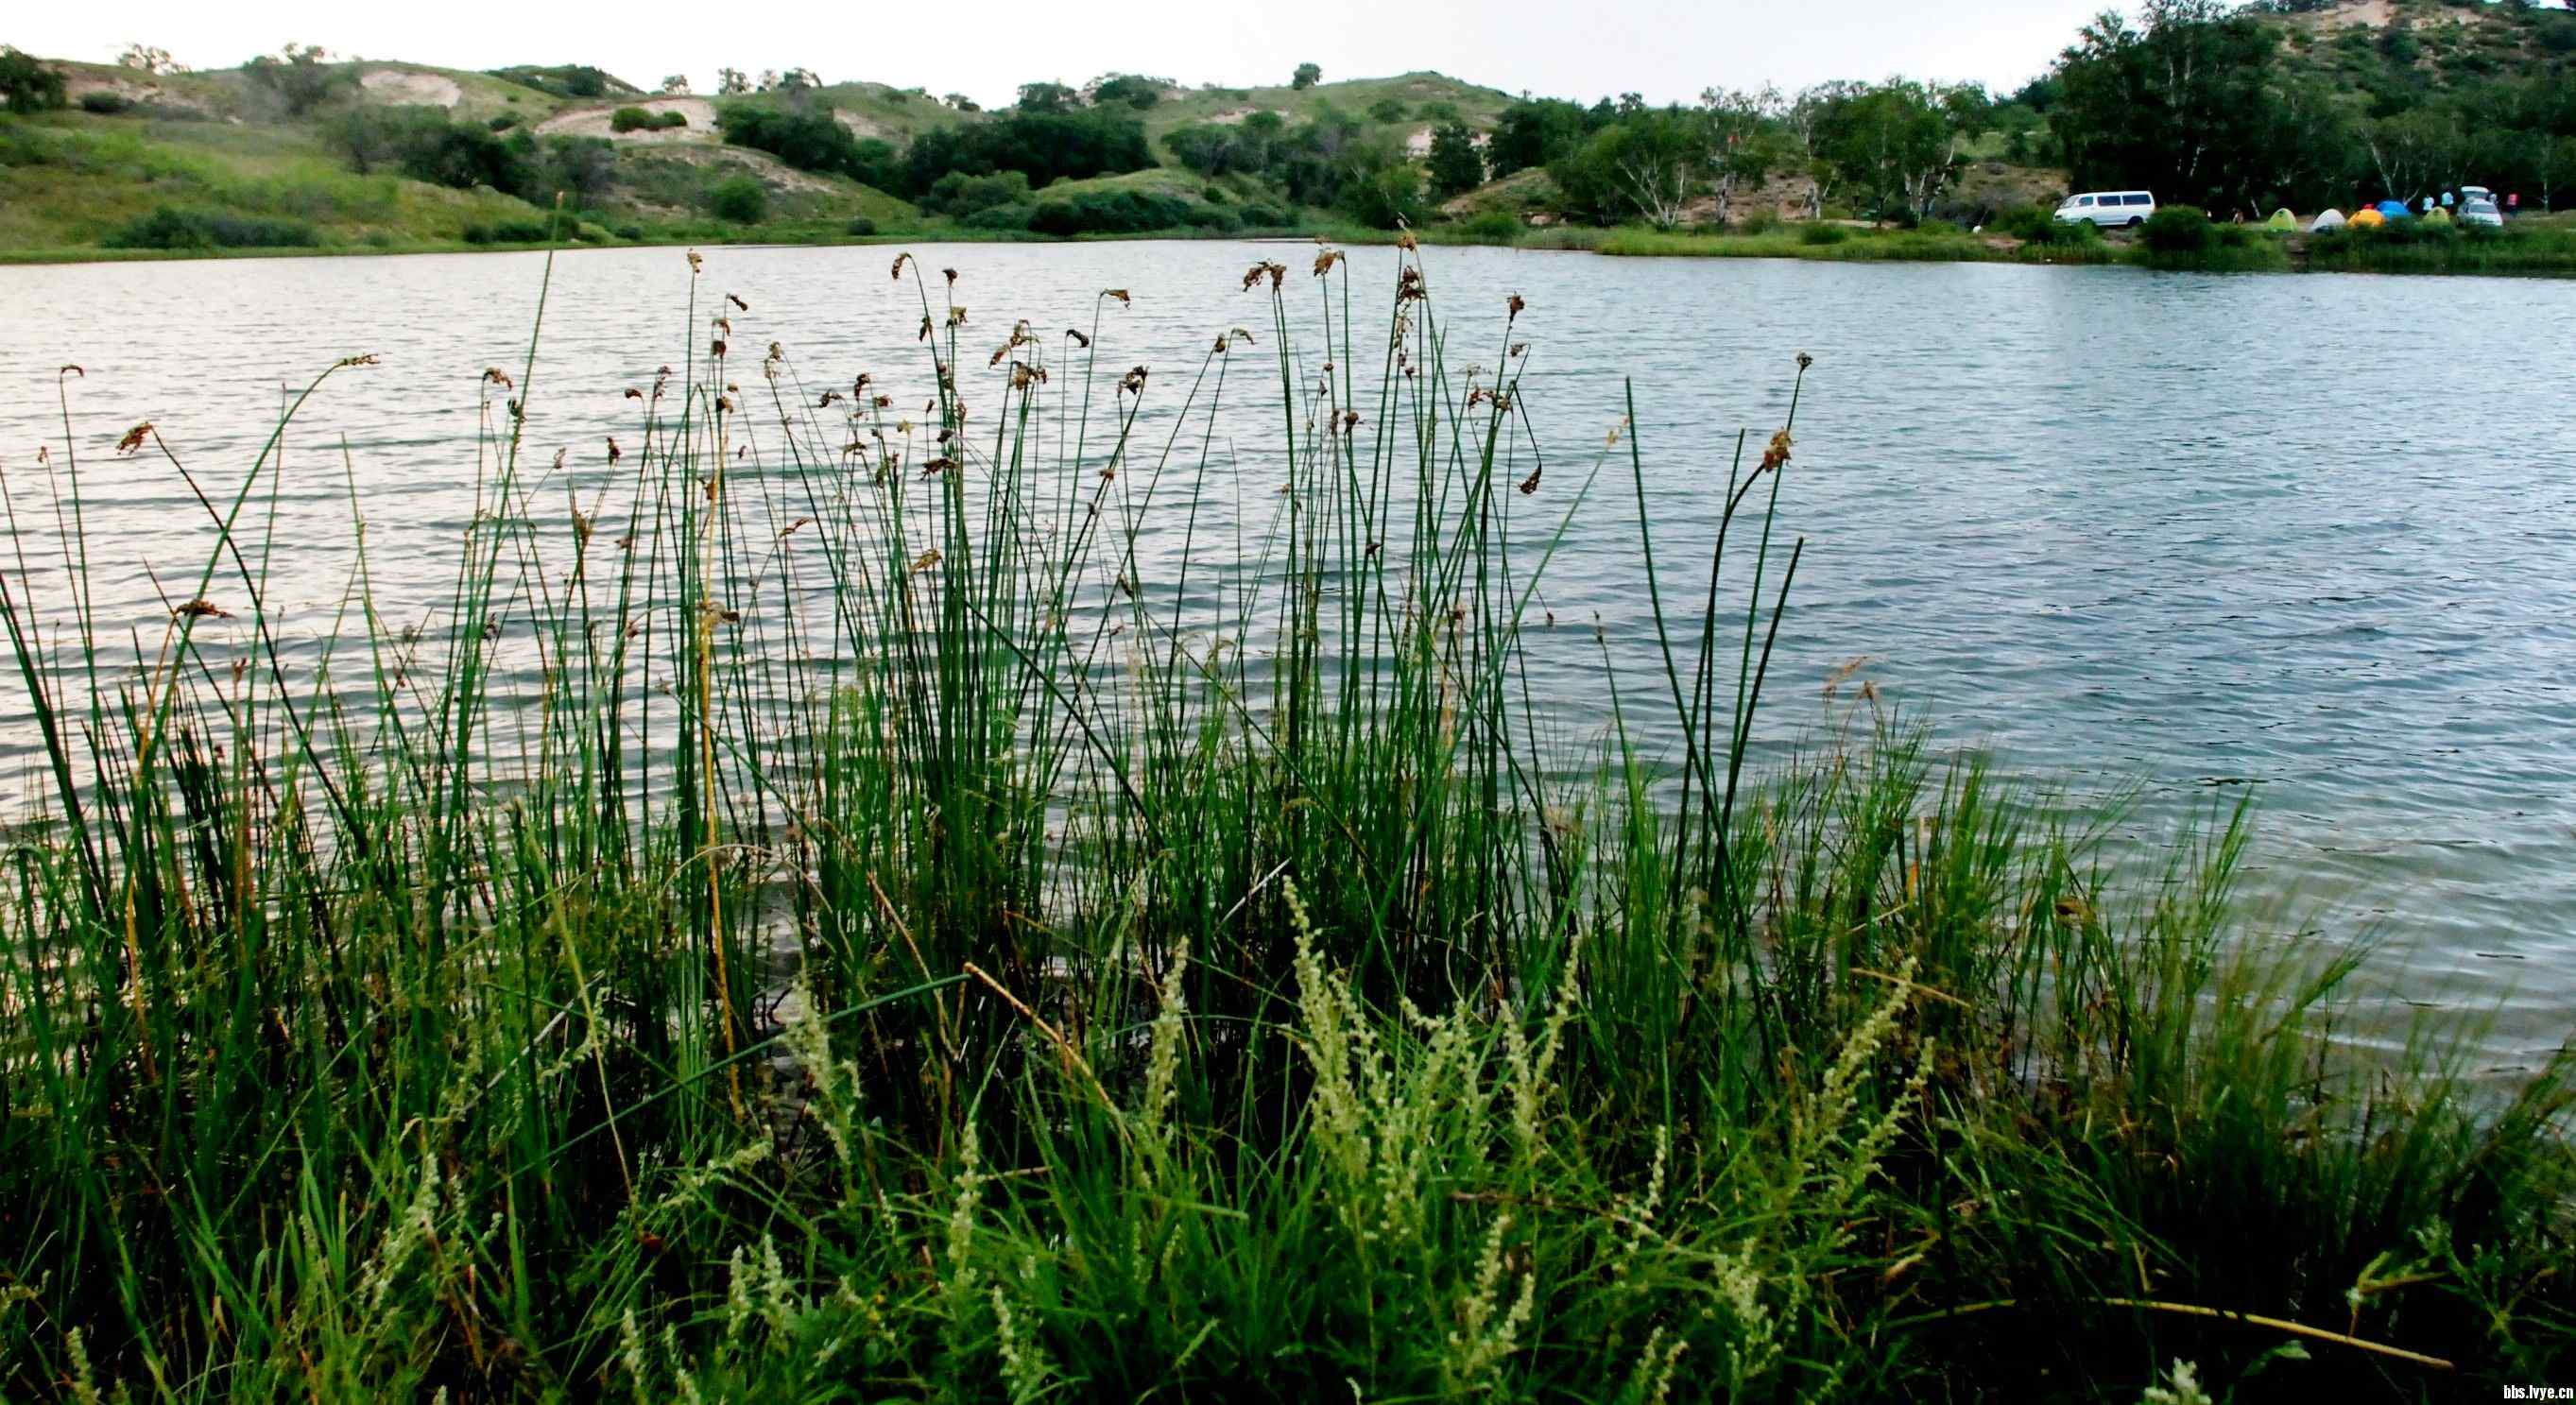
[359,69,462,108]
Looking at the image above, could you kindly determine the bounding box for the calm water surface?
[2,242,2570,1060]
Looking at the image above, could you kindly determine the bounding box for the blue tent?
[2375,199,2413,220]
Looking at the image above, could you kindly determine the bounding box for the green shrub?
[718,105,898,188]
[709,175,769,223]
[922,169,1033,218]
[1458,210,1521,241]
[1737,207,1782,235]
[614,223,645,240]
[0,46,67,114]
[101,206,319,250]
[1027,190,1193,235]
[1201,184,1228,204]
[961,203,1035,231]
[1183,205,1242,231]
[612,106,686,132]
[1797,222,1851,246]
[2141,204,2218,255]
[78,91,132,116]
[1237,203,1290,229]
[461,219,553,245]
[843,214,878,237]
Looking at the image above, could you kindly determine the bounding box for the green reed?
[0,240,2567,1403]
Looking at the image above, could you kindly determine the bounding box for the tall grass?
[0,240,2567,1403]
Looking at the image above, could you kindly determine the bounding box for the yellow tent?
[2266,208,2297,230]
[2351,207,2386,229]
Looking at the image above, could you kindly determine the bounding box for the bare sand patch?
[359,69,462,108]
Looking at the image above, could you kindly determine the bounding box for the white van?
[2055,190,2157,228]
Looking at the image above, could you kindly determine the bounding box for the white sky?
[8,0,2123,109]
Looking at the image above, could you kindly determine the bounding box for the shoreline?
[11,218,2576,276]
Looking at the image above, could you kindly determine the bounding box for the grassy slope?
[0,58,925,255]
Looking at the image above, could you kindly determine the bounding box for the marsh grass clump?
[0,243,2567,1403]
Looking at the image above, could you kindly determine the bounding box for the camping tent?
[2267,208,2298,230]
[2424,206,2453,225]
[2310,208,2347,231]
[2349,207,2385,229]
[2374,199,2413,220]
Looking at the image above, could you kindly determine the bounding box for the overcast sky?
[9,0,2123,108]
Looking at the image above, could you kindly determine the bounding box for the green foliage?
[100,204,318,249]
[78,91,132,116]
[921,168,1033,217]
[1367,97,1407,123]
[1091,74,1164,110]
[1016,80,1081,113]
[1797,220,1852,245]
[2141,202,2220,253]
[1996,203,2104,247]
[717,105,899,188]
[320,110,614,209]
[610,106,688,133]
[1549,107,1708,226]
[488,63,629,99]
[709,173,768,221]
[1026,188,1191,234]
[1426,121,1485,198]
[843,214,877,236]
[1292,61,1322,90]
[1486,98,1596,178]
[1,48,69,115]
[243,43,350,117]
[459,216,552,243]
[960,201,1035,231]
[899,110,1151,197]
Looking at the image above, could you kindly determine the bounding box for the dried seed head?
[1065,328,1091,348]
[728,292,749,311]
[483,367,514,390]
[606,437,622,464]
[174,597,229,619]
[1759,428,1793,474]
[1796,351,1814,371]
[941,266,957,284]
[1507,292,1526,319]
[1313,248,1344,277]
[115,422,152,455]
[891,252,911,280]
[1103,288,1130,306]
[687,248,704,273]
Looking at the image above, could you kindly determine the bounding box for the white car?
[2055,190,2156,228]
[2461,198,2503,228]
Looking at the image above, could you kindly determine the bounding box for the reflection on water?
[1,241,2570,1059]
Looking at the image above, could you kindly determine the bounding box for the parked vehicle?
[2461,197,2503,228]
[2055,190,2156,228]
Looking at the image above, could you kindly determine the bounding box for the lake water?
[1,241,2570,1063]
